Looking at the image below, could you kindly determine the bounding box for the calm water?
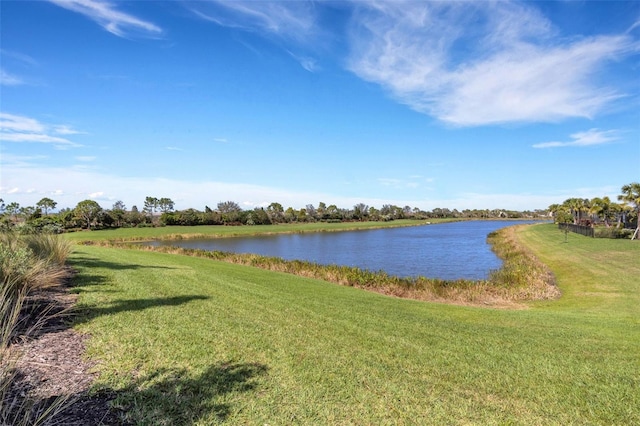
[149,221,542,280]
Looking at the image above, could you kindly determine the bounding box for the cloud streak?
[48,0,162,38]
[187,0,317,43]
[533,129,620,148]
[0,68,24,86]
[0,113,83,149]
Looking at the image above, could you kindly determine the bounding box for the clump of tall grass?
[23,233,73,267]
[0,231,73,425]
[487,225,559,301]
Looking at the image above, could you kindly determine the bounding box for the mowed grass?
[68,224,639,424]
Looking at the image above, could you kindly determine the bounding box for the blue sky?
[1,0,639,212]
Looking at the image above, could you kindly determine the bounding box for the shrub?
[594,227,634,239]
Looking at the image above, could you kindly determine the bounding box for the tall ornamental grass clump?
[0,231,73,425]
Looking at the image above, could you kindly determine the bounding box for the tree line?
[0,195,549,232]
[547,182,640,236]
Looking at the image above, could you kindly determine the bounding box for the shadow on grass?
[109,361,269,424]
[70,255,180,271]
[61,256,180,292]
[41,255,213,328]
[73,295,210,326]
[24,361,269,425]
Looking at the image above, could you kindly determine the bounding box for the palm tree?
[563,198,581,224]
[618,182,640,239]
[590,196,613,226]
[548,203,572,224]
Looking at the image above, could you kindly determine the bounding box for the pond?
[145,220,543,280]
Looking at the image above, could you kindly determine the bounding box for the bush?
[594,227,634,239]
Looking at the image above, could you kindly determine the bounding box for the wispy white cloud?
[54,125,85,135]
[347,1,638,126]
[0,50,37,86]
[286,50,319,72]
[0,113,82,149]
[0,113,44,133]
[48,0,162,38]
[0,50,38,66]
[187,0,317,43]
[533,128,620,148]
[0,68,24,86]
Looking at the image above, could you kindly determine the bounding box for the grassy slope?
[69,224,639,425]
[63,219,442,243]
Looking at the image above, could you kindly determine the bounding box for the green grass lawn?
[69,223,639,424]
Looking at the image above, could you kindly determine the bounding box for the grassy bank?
[62,219,451,243]
[67,223,639,424]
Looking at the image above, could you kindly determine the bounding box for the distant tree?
[267,202,284,223]
[297,208,308,222]
[305,204,317,221]
[368,206,380,221]
[217,201,241,214]
[21,206,39,221]
[548,204,570,224]
[325,204,340,220]
[113,200,126,211]
[126,205,145,226]
[562,198,581,224]
[110,200,127,227]
[317,202,327,220]
[143,196,159,215]
[248,207,271,225]
[5,202,20,222]
[618,182,640,238]
[74,200,103,229]
[36,197,57,215]
[589,197,614,226]
[352,203,369,221]
[217,201,243,224]
[284,207,297,222]
[158,197,175,213]
[0,198,5,214]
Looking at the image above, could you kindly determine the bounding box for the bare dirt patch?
[6,285,126,425]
